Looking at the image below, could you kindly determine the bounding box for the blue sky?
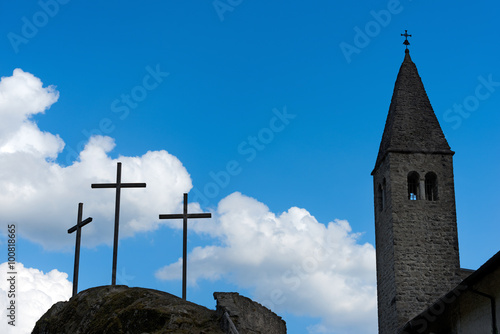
[0,1,499,333]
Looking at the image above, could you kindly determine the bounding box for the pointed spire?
[372,51,453,174]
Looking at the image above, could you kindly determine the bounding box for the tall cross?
[401,30,412,49]
[68,203,93,297]
[91,162,146,285]
[159,193,211,300]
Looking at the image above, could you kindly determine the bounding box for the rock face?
[214,292,286,334]
[32,286,286,334]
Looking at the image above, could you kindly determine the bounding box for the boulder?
[32,286,287,334]
[32,285,223,334]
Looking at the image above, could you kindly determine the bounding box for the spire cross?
[68,203,93,297]
[401,30,412,49]
[159,193,211,300]
[91,162,146,286]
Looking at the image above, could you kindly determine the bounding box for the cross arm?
[68,217,93,234]
[187,213,211,219]
[159,213,184,219]
[91,183,147,188]
[159,213,211,220]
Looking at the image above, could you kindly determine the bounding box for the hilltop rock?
[31,286,286,334]
[32,285,222,334]
[214,292,287,334]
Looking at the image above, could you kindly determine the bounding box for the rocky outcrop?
[214,292,286,334]
[32,285,223,334]
[32,286,286,334]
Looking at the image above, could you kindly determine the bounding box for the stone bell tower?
[371,48,461,334]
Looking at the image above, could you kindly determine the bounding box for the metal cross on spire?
[91,162,146,285]
[159,192,211,300]
[401,30,412,50]
[68,203,93,297]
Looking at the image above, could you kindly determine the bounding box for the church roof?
[399,250,500,334]
[372,50,453,175]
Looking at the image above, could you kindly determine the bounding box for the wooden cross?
[401,30,412,49]
[159,192,211,300]
[68,203,93,297]
[91,162,146,285]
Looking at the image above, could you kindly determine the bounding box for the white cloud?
[0,69,193,249]
[156,192,377,334]
[0,69,61,153]
[0,69,377,333]
[0,262,72,334]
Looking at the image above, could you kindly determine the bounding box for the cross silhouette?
[401,30,412,49]
[91,162,146,285]
[68,203,93,297]
[159,192,211,300]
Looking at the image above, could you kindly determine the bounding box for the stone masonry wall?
[373,154,398,333]
[373,151,461,334]
[214,292,287,334]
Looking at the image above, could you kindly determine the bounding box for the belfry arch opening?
[425,172,438,201]
[407,172,419,200]
[382,178,386,209]
[377,178,387,212]
[377,184,383,212]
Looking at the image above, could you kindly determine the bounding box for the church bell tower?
[372,46,461,333]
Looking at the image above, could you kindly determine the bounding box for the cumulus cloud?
[156,192,377,333]
[0,69,193,249]
[0,69,377,333]
[0,262,72,334]
[0,69,60,151]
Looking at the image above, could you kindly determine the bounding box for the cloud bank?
[156,192,377,333]
[0,69,377,333]
[0,262,72,334]
[0,69,193,249]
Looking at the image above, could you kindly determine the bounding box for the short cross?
[68,203,93,297]
[91,162,146,285]
[401,30,412,49]
[159,193,211,300]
